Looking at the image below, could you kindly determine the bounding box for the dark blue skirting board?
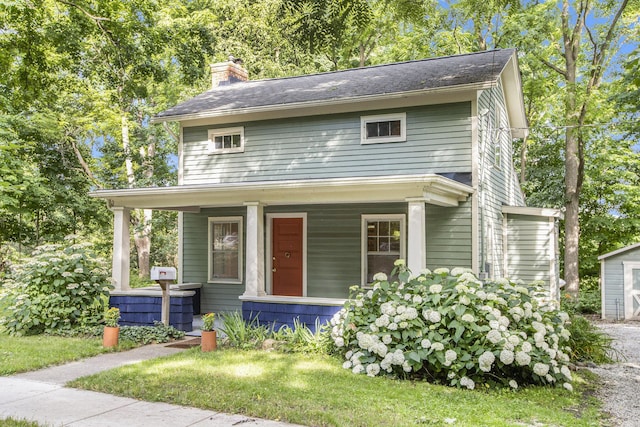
[242,301,343,332]
[109,295,194,332]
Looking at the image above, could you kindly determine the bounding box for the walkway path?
[0,341,303,427]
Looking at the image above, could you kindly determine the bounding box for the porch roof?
[90,174,474,210]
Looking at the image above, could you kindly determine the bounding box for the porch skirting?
[240,296,346,331]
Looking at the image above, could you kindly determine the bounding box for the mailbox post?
[150,267,177,326]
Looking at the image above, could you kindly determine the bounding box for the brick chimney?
[210,59,248,88]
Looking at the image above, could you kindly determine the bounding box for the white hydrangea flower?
[345,350,353,360]
[412,295,423,305]
[366,363,381,377]
[558,312,569,323]
[343,361,352,369]
[509,307,524,322]
[515,351,531,366]
[380,302,395,316]
[486,329,502,344]
[479,351,495,372]
[434,268,450,275]
[459,295,471,305]
[461,313,475,322]
[514,286,529,295]
[427,310,441,323]
[533,363,550,376]
[498,316,510,328]
[486,293,498,301]
[563,382,573,392]
[495,278,509,286]
[431,342,444,351]
[74,268,83,273]
[455,284,470,293]
[451,267,465,276]
[392,349,405,364]
[394,315,402,324]
[402,361,412,372]
[375,314,390,328]
[545,374,555,383]
[489,320,500,330]
[417,276,427,282]
[396,305,406,314]
[352,364,365,374]
[382,334,392,345]
[429,284,442,293]
[369,324,379,332]
[561,365,572,380]
[388,322,398,330]
[421,339,432,349]
[62,271,73,278]
[355,300,363,307]
[476,290,487,300]
[507,335,521,346]
[532,321,546,332]
[404,293,412,301]
[335,337,345,347]
[394,259,406,267]
[366,290,374,299]
[404,307,418,320]
[521,342,533,353]
[509,380,518,389]
[445,350,457,364]
[499,349,514,365]
[421,268,432,276]
[460,376,475,390]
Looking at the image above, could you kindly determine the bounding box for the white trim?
[178,124,184,185]
[623,261,640,319]
[111,207,131,291]
[239,295,346,306]
[178,211,184,284]
[548,216,558,301]
[406,200,426,274]
[265,213,308,297]
[600,259,607,320]
[502,212,508,279]
[598,242,640,261]
[361,214,406,287]
[207,126,245,154]
[207,216,243,284]
[93,174,474,210]
[360,112,406,144]
[471,98,480,275]
[502,205,564,219]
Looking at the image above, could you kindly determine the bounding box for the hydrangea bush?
[0,237,112,335]
[330,261,573,391]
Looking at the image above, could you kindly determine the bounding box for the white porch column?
[243,202,266,297]
[406,199,427,275]
[111,207,131,291]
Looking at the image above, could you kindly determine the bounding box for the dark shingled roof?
[155,49,515,120]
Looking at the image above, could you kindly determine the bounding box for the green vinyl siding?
[505,215,553,291]
[426,200,472,269]
[183,202,474,311]
[477,84,526,278]
[182,103,472,185]
[182,207,246,313]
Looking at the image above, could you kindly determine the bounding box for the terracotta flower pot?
[201,330,217,352]
[103,326,120,348]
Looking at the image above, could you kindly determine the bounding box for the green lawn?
[0,418,41,427]
[0,334,109,375]
[70,349,604,427]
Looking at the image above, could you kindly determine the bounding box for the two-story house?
[93,49,562,329]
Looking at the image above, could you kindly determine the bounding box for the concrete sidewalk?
[0,342,303,427]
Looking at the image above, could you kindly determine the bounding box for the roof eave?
[150,82,496,125]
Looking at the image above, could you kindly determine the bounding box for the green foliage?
[565,316,616,365]
[0,239,112,336]
[219,311,273,349]
[201,312,216,331]
[0,417,42,427]
[561,277,601,315]
[275,318,333,354]
[119,322,185,345]
[331,263,574,390]
[104,307,120,328]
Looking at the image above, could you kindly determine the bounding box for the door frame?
[266,213,307,296]
[623,261,640,319]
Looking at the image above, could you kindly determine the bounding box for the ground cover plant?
[69,348,602,426]
[330,263,574,390]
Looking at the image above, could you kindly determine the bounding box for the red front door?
[272,217,303,296]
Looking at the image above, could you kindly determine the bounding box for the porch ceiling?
[90,174,474,210]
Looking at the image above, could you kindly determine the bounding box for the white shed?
[599,242,640,320]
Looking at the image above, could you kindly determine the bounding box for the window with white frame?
[208,217,243,283]
[208,127,244,154]
[360,113,406,144]
[362,214,406,285]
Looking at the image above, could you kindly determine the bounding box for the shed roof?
[153,49,526,136]
[598,242,640,261]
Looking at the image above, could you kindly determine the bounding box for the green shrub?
[330,262,574,390]
[219,311,273,349]
[0,237,111,335]
[561,276,601,315]
[566,315,616,364]
[276,318,333,354]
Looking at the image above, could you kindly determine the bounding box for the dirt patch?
[165,338,201,348]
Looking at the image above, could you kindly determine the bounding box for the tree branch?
[537,55,567,78]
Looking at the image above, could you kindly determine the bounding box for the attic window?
[208,127,244,154]
[361,113,406,144]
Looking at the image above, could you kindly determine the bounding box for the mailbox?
[151,266,177,281]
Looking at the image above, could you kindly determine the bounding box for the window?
[493,143,502,169]
[208,127,244,154]
[361,113,406,144]
[208,217,243,283]
[362,215,406,285]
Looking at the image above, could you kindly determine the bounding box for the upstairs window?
[208,127,244,154]
[361,113,406,144]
